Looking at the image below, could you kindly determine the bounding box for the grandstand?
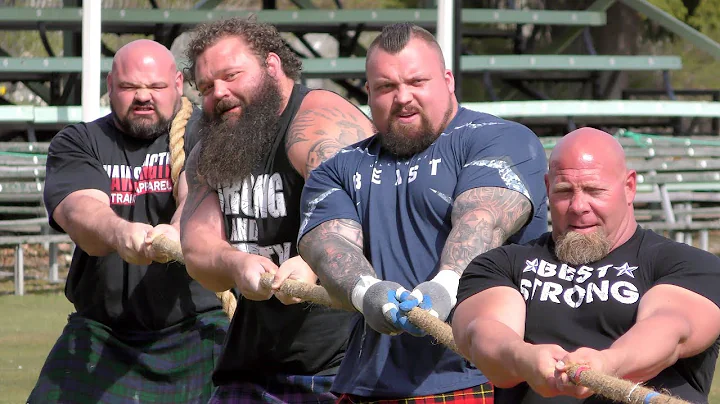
[2,0,720,295]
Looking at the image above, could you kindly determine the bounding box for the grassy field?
[0,292,73,404]
[2,290,720,403]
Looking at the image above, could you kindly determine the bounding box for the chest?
[517,253,650,342]
[350,152,460,211]
[100,143,174,207]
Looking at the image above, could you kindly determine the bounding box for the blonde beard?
[555,229,612,266]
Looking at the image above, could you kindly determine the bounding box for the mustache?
[214,98,243,117]
[128,101,156,110]
[390,103,419,116]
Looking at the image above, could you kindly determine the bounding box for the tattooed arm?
[438,187,532,276]
[298,219,375,311]
[180,143,278,297]
[286,90,374,180]
[404,187,532,323]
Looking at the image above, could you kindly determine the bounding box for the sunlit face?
[194,36,271,122]
[365,38,456,140]
[546,151,636,248]
[107,55,182,139]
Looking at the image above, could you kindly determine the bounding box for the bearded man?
[296,23,548,402]
[30,39,228,404]
[179,18,375,403]
[453,127,720,404]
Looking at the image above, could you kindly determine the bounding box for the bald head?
[111,39,177,77]
[549,127,627,179]
[107,39,183,139]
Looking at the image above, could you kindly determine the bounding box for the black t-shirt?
[43,110,221,331]
[186,84,353,383]
[457,227,720,404]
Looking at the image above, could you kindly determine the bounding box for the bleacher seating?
[0,141,68,295]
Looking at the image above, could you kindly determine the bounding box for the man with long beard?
[297,23,548,402]
[179,18,374,403]
[453,127,720,404]
[30,39,228,403]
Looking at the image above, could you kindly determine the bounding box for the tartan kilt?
[336,383,494,404]
[27,309,228,404]
[209,374,338,404]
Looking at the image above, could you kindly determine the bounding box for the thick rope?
[166,100,237,319]
[169,97,193,201]
[567,364,690,404]
[150,236,687,404]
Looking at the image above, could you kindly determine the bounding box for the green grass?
[0,292,73,404]
[1,291,720,403]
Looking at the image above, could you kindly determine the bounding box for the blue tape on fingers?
[399,297,419,311]
[643,392,659,404]
[419,295,433,310]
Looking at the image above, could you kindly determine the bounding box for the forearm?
[298,219,375,310]
[55,195,128,256]
[182,229,240,292]
[461,318,530,388]
[602,312,691,382]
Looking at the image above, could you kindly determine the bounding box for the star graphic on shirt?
[614,262,638,278]
[523,258,539,273]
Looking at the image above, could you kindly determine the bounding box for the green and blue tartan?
[28,309,228,404]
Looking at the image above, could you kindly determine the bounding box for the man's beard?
[379,97,453,158]
[111,100,175,140]
[554,229,612,266]
[197,73,283,189]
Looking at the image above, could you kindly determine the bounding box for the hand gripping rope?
[150,235,690,404]
[164,100,238,320]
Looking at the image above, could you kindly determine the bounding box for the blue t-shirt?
[298,107,548,397]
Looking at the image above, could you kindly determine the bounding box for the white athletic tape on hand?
[351,276,380,313]
[409,288,424,303]
[382,302,398,315]
[431,270,461,307]
[394,287,410,301]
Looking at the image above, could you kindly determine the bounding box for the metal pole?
[82,1,102,122]
[436,0,455,73]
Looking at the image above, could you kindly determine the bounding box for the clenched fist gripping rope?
[149,235,689,404]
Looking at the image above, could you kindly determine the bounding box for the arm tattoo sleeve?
[298,219,375,310]
[180,145,216,237]
[438,187,532,276]
[286,107,370,178]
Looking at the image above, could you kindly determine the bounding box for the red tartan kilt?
[336,383,494,403]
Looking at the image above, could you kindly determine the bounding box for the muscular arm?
[286,92,374,180]
[298,219,376,310]
[53,190,135,256]
[438,187,532,276]
[600,284,720,381]
[180,145,241,292]
[453,286,529,387]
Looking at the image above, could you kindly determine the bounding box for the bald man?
[29,39,228,404]
[453,127,720,403]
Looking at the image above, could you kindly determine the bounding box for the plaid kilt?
[209,374,338,404]
[27,309,228,404]
[336,383,494,404]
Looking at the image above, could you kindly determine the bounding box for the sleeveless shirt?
[213,84,353,384]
